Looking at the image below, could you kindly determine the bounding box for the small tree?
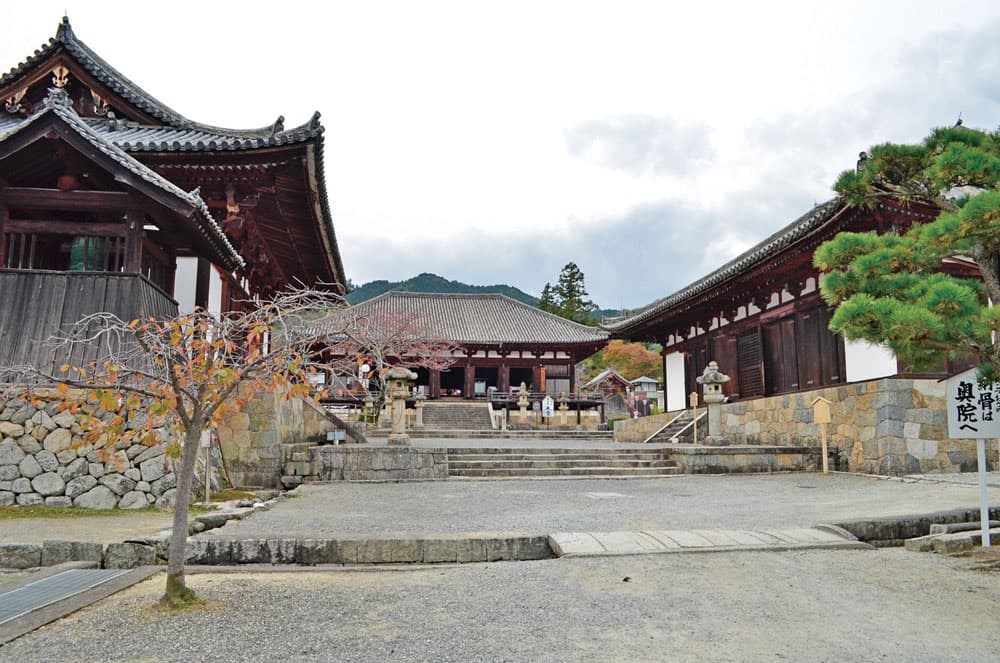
[5,287,346,608]
[814,124,1000,382]
[542,262,598,324]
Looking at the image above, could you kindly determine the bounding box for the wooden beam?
[0,187,130,211]
[195,256,211,310]
[4,219,125,237]
[0,202,7,268]
[125,208,142,273]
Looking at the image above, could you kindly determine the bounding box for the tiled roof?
[583,367,628,389]
[0,17,320,140]
[0,89,244,270]
[601,198,846,333]
[333,292,609,346]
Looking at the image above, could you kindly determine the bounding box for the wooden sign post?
[810,396,832,474]
[689,391,699,444]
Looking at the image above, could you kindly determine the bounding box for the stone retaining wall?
[669,446,819,473]
[281,445,448,486]
[614,411,683,444]
[0,390,180,509]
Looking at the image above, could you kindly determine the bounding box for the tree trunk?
[161,424,203,607]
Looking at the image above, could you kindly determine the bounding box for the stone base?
[703,435,730,446]
[387,433,411,446]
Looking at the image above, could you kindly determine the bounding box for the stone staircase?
[422,402,494,430]
[447,447,679,478]
[644,410,702,444]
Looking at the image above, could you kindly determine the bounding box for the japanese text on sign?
[946,368,1000,439]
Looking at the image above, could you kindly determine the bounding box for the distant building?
[582,368,631,397]
[629,376,660,393]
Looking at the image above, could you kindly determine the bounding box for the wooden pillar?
[531,365,542,393]
[499,361,510,393]
[194,257,211,311]
[568,354,576,394]
[124,208,143,273]
[429,368,441,399]
[0,202,7,268]
[464,364,475,399]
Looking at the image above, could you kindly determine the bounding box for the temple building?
[603,195,978,412]
[336,292,609,399]
[0,18,344,371]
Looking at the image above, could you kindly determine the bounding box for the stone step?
[449,466,680,477]
[448,458,677,470]
[448,451,668,460]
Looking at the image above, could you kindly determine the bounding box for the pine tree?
[814,124,1000,382]
[539,283,557,314]
[547,262,598,324]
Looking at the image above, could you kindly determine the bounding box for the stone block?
[155,488,176,510]
[124,467,141,482]
[17,492,44,506]
[104,542,156,569]
[88,462,105,478]
[422,538,458,563]
[0,421,24,438]
[59,457,87,481]
[32,472,66,496]
[0,438,26,465]
[919,423,946,440]
[42,539,103,565]
[56,449,77,465]
[51,411,75,428]
[11,477,31,493]
[119,490,149,509]
[65,474,98,499]
[0,464,18,481]
[20,434,44,452]
[0,543,42,569]
[136,480,151,493]
[134,444,166,464]
[18,454,42,479]
[45,496,72,507]
[73,485,118,509]
[101,473,136,496]
[43,427,72,453]
[104,450,129,474]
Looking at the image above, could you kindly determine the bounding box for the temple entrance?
[510,367,532,392]
[439,367,464,397]
[411,367,430,397]
[474,367,498,397]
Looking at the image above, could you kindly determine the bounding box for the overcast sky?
[4,2,1000,309]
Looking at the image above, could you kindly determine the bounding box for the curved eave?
[306,137,346,292]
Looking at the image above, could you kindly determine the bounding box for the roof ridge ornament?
[309,111,321,131]
[56,15,74,42]
[270,115,284,136]
[5,87,27,114]
[51,65,70,88]
[44,86,72,108]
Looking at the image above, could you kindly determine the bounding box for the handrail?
[642,409,688,444]
[670,410,705,443]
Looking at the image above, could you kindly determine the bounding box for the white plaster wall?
[665,351,686,412]
[173,256,197,314]
[845,339,897,383]
[209,267,222,318]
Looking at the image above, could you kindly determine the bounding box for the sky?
[3,1,1000,310]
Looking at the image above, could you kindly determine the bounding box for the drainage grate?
[0,569,131,626]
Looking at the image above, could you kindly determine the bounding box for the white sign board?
[945,368,1000,439]
[542,396,555,418]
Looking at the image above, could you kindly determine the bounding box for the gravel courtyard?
[200,472,1000,538]
[2,548,998,662]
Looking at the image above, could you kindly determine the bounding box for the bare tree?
[4,287,348,608]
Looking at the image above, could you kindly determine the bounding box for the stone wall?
[282,446,448,485]
[614,411,684,444]
[217,391,338,488]
[669,445,819,473]
[720,378,995,475]
[0,389,179,509]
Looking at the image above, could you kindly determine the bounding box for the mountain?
[345,273,541,306]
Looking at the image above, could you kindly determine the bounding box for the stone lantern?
[695,360,730,445]
[385,366,417,445]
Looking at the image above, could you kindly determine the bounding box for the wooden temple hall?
[337,292,609,399]
[603,195,979,412]
[0,18,344,370]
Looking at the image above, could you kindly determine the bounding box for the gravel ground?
[2,548,998,662]
[3,511,174,544]
[201,473,1000,538]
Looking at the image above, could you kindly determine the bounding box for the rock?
[32,409,56,431]
[99,473,136,496]
[140,456,167,482]
[146,493,155,504]
[18,454,42,479]
[61,457,89,480]
[104,542,156,569]
[65,475,98,499]
[44,496,72,508]
[17,492,44,506]
[104,450,128,474]
[11,477,31,494]
[119,491,149,509]
[56,449,77,465]
[74,485,119,509]
[89,462,105,478]
[126,445,146,460]
[0,464,19,481]
[189,520,206,534]
[51,411,75,428]
[155,488,176,510]
[31,472,66,497]
[136,480,151,492]
[19,434,44,452]
[0,491,14,506]
[196,513,233,529]
[41,540,103,566]
[0,421,24,438]
[0,438,26,465]
[30,425,48,441]
[43,427,72,453]
[75,444,93,458]
[150,473,176,498]
[11,405,35,425]
[35,450,59,472]
[124,467,142,482]
[134,444,166,464]
[0,543,42,569]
